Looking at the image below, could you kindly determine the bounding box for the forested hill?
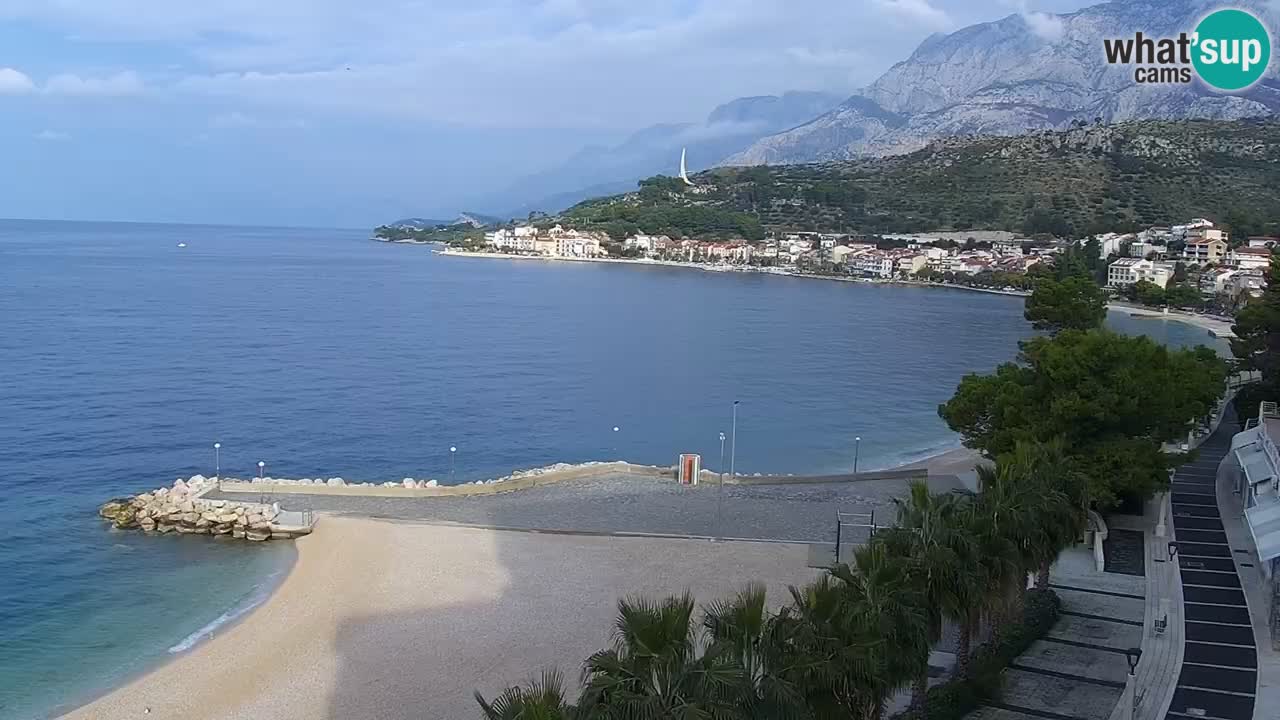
[558,120,1280,240]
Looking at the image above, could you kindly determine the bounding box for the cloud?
[0,67,36,94]
[1021,10,1064,41]
[35,129,71,141]
[872,0,951,29]
[44,71,144,96]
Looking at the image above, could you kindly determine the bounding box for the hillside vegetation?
[559,120,1280,239]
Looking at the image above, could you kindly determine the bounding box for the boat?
[177,242,187,248]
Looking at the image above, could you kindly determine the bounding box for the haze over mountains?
[469,0,1280,220]
[478,91,844,217]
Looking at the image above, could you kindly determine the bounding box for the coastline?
[1106,302,1236,338]
[431,248,1237,337]
[60,445,978,719]
[47,543,297,720]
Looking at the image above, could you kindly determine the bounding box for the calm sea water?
[0,220,1225,718]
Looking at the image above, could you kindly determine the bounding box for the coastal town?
[381,216,1276,311]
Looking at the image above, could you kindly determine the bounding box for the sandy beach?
[1107,303,1236,338]
[64,517,818,720]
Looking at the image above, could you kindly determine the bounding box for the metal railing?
[834,510,877,564]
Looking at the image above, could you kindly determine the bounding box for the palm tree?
[783,542,930,720]
[949,499,1019,680]
[476,669,577,720]
[577,593,741,719]
[703,584,810,719]
[880,481,976,710]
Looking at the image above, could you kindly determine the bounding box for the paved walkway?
[1165,411,1259,720]
[968,548,1144,720]
[206,471,967,544]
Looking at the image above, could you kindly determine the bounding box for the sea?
[0,220,1227,719]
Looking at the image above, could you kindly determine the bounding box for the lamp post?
[1122,647,1143,720]
[717,431,727,540]
[450,446,457,483]
[729,401,739,483]
[854,436,861,475]
[612,426,620,458]
[214,442,221,489]
[258,460,265,479]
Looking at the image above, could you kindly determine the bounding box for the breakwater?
[98,475,312,541]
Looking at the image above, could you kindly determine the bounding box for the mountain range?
[725,0,1280,165]
[559,119,1280,239]
[459,0,1280,220]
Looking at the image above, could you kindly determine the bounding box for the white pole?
[450,446,457,483]
[214,442,221,489]
[729,401,739,482]
[854,436,861,475]
[258,460,265,479]
[717,431,727,540]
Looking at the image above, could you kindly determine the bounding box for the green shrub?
[902,589,1061,720]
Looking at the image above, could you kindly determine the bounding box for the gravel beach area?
[206,467,973,543]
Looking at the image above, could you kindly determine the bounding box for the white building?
[849,253,893,278]
[1229,402,1280,579]
[1107,258,1176,288]
[1231,246,1273,271]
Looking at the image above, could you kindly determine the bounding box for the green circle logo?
[1192,9,1271,91]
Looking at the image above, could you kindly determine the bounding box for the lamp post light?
[1122,647,1143,720]
[214,442,222,489]
[450,446,457,483]
[257,461,265,479]
[729,401,739,483]
[612,426,620,458]
[854,436,861,475]
[717,431,727,540]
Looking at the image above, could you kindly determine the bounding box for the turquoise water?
[0,220,1225,718]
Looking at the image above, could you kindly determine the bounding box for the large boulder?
[245,528,270,542]
[326,477,345,487]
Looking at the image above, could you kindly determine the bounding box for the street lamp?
[214,442,222,490]
[1124,647,1142,674]
[1122,647,1143,720]
[613,426,620,458]
[450,446,457,483]
[258,460,265,479]
[729,401,740,482]
[854,436,861,475]
[717,431,727,540]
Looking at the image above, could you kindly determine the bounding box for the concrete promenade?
[206,470,965,545]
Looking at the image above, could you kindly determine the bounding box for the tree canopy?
[1231,254,1280,397]
[939,329,1227,507]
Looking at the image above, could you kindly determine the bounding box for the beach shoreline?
[432,248,1235,336]
[59,444,979,718]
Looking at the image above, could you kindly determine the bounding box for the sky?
[0,0,1095,227]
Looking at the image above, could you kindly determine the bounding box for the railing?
[834,510,877,564]
[1257,404,1280,479]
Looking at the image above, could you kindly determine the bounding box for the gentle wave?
[167,569,284,654]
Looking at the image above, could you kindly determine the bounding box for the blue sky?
[0,0,1092,227]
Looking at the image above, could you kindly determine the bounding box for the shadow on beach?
[318,465,976,719]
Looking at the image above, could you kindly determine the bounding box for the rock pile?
[98,475,301,541]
